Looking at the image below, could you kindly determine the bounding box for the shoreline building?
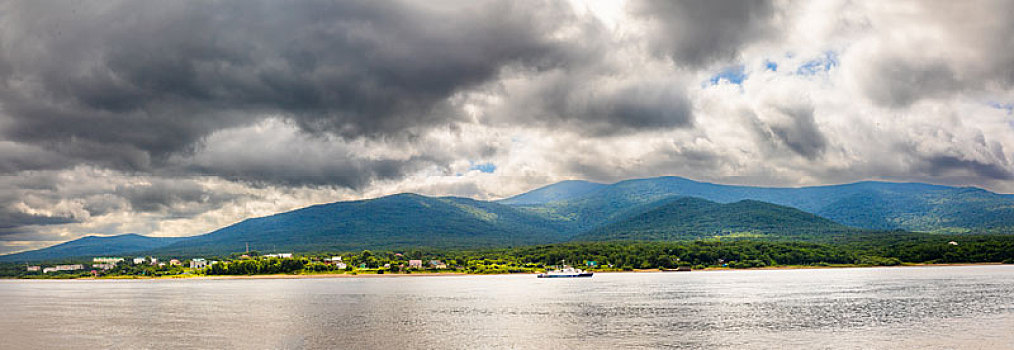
[189,258,209,269]
[44,264,85,273]
[93,257,124,265]
[92,263,116,270]
[324,256,347,269]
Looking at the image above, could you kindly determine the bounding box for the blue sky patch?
[797,51,839,75]
[708,65,746,86]
[469,162,496,173]
[764,60,778,72]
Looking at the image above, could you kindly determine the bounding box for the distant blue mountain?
[150,193,567,256]
[0,234,187,262]
[498,180,606,205]
[6,176,1012,261]
[507,176,1014,233]
[572,196,852,241]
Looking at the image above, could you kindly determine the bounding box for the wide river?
[1,265,1013,349]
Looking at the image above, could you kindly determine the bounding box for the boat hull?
[537,273,593,278]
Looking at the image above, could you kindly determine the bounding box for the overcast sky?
[1,0,1013,254]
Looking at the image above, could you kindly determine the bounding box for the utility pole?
[245,242,250,253]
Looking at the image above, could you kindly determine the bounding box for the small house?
[93,257,124,265]
[133,257,147,264]
[169,259,182,266]
[52,264,83,272]
[190,258,209,269]
[408,260,423,268]
[92,263,115,270]
[26,265,40,272]
[324,256,343,265]
[429,260,446,269]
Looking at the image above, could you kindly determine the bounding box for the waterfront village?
[18,251,481,278]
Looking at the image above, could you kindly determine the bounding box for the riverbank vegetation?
[2,233,1012,278]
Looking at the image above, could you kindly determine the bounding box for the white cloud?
[2,0,1014,253]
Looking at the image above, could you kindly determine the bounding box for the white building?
[264,253,294,258]
[93,257,124,265]
[408,260,423,268]
[92,263,115,270]
[190,258,209,269]
[26,265,40,272]
[133,257,147,264]
[44,264,84,273]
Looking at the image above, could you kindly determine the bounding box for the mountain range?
[504,177,1014,233]
[0,234,186,262]
[3,176,1013,261]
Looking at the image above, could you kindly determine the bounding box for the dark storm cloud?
[766,106,827,160]
[0,175,81,235]
[0,211,78,232]
[487,72,694,135]
[186,154,427,189]
[849,1,1014,107]
[0,142,71,173]
[0,170,249,237]
[748,104,828,160]
[113,178,242,215]
[921,155,1014,181]
[0,0,584,172]
[858,57,960,107]
[629,0,776,67]
[170,119,452,188]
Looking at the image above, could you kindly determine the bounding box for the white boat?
[537,266,593,278]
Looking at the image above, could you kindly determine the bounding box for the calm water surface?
[2,265,1013,349]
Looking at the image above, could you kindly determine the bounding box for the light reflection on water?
[1,265,1013,349]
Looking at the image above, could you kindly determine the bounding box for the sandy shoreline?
[9,262,1004,281]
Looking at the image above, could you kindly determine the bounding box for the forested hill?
[505,176,1014,233]
[148,193,567,256]
[499,180,606,205]
[6,176,1013,261]
[572,197,853,242]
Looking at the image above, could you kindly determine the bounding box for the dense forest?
[4,233,1012,278]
